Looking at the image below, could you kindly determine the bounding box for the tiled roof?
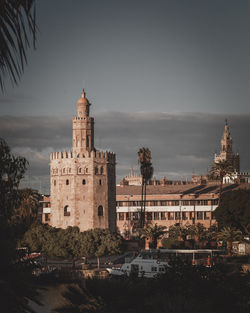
[116,183,250,196]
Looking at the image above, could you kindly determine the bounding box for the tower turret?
[72,90,94,154]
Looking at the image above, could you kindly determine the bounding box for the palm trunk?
[218,177,223,206]
[97,256,100,269]
[140,178,144,228]
[143,181,147,227]
[227,241,232,256]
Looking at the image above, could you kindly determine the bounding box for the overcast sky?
[0,0,250,194]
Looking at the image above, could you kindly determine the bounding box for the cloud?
[1,112,250,194]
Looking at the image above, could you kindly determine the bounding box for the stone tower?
[49,90,116,232]
[214,119,240,172]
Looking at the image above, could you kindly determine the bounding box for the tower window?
[99,179,102,185]
[82,179,86,185]
[95,167,98,175]
[100,166,103,174]
[98,205,103,216]
[64,205,70,216]
[66,179,69,185]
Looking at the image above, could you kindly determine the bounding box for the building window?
[196,212,203,220]
[95,167,98,175]
[153,212,160,220]
[82,179,86,185]
[79,168,82,173]
[63,168,65,173]
[147,212,152,220]
[45,213,50,222]
[54,180,56,186]
[66,179,69,185]
[160,212,166,220]
[175,212,181,220]
[98,205,103,216]
[204,212,210,220]
[69,168,71,173]
[182,212,187,220]
[86,168,88,173]
[168,212,174,220]
[99,179,102,185]
[118,212,124,220]
[100,166,103,174]
[64,205,70,216]
[126,212,130,220]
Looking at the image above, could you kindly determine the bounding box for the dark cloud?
[1,112,250,194]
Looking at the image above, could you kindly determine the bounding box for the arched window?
[99,179,102,185]
[82,179,86,185]
[79,168,81,173]
[64,205,70,216]
[66,179,69,185]
[98,205,103,216]
[100,166,103,174]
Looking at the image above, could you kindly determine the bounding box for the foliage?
[0,138,40,313]
[209,160,234,205]
[56,263,250,313]
[162,223,217,249]
[21,223,125,266]
[0,0,37,90]
[215,189,250,235]
[217,227,242,255]
[139,224,166,248]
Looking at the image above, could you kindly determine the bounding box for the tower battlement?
[50,150,115,162]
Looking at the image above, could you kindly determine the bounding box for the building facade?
[49,90,116,232]
[116,182,219,237]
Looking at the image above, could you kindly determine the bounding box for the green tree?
[139,223,167,249]
[209,160,234,206]
[215,189,250,235]
[217,227,242,256]
[82,229,124,268]
[138,147,153,228]
[0,0,37,90]
[0,138,40,313]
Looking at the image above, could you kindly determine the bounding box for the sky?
[0,0,250,194]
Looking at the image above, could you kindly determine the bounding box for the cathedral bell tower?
[72,90,94,155]
[214,119,240,172]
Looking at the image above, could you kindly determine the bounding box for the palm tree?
[217,226,242,256]
[139,224,167,249]
[138,147,153,228]
[15,188,39,225]
[0,0,37,91]
[209,160,234,206]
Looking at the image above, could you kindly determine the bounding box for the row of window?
[117,199,218,207]
[52,166,105,175]
[53,179,102,186]
[117,211,214,221]
[63,205,104,216]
